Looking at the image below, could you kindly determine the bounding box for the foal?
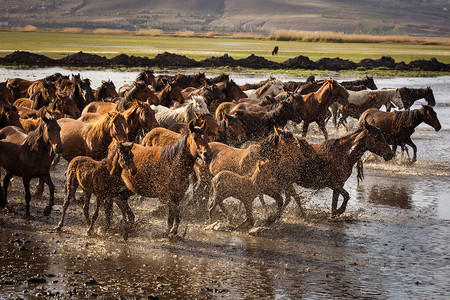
[55,141,137,239]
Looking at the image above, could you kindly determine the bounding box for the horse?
[0,114,63,217]
[81,101,116,115]
[283,122,394,216]
[120,121,212,235]
[231,100,302,141]
[60,78,96,112]
[136,70,156,87]
[168,112,220,140]
[0,105,23,130]
[0,81,14,104]
[328,88,403,129]
[153,81,184,107]
[215,80,247,101]
[215,113,248,147]
[272,46,279,55]
[55,141,137,239]
[291,79,349,139]
[186,84,226,113]
[244,78,285,100]
[93,80,118,102]
[58,111,128,162]
[205,74,229,85]
[209,160,271,228]
[359,105,441,162]
[397,87,436,109]
[115,81,158,111]
[340,76,378,90]
[336,94,380,130]
[239,77,274,91]
[151,96,209,128]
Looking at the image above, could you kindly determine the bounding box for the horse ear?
[274,127,281,136]
[188,120,195,133]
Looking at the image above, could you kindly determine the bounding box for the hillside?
[1,0,448,36]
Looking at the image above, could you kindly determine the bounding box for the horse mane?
[319,127,364,155]
[256,80,273,97]
[22,118,53,152]
[393,109,420,130]
[161,134,188,161]
[106,140,121,175]
[85,111,122,144]
[136,70,153,82]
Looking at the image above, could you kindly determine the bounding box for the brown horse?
[337,94,380,130]
[209,160,271,227]
[216,80,247,101]
[0,81,14,104]
[215,113,248,147]
[283,122,394,216]
[359,105,441,162]
[168,113,220,140]
[293,79,349,139]
[116,81,157,111]
[93,80,118,101]
[230,100,302,141]
[81,101,116,115]
[120,121,212,235]
[58,111,128,162]
[153,81,184,107]
[59,78,96,112]
[0,105,23,130]
[397,87,436,109]
[27,81,57,104]
[55,141,137,239]
[0,114,62,217]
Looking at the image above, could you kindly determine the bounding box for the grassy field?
[0,31,449,65]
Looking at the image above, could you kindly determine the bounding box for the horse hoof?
[43,206,52,216]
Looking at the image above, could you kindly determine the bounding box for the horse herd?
[0,70,441,239]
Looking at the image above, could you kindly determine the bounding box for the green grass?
[0,31,449,64]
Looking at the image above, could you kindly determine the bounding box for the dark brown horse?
[397,87,436,109]
[58,111,128,161]
[153,81,184,107]
[0,114,62,217]
[120,121,212,235]
[230,100,302,141]
[168,112,220,140]
[116,81,158,111]
[60,78,96,112]
[216,80,247,101]
[94,80,118,102]
[283,122,394,216]
[0,81,14,104]
[359,105,441,162]
[136,70,156,87]
[0,105,23,130]
[55,141,137,239]
[215,113,248,147]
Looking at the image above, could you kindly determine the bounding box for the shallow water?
[0,68,449,299]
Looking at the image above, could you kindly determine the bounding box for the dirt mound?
[408,57,449,71]
[316,57,357,71]
[57,51,110,67]
[201,54,237,67]
[358,56,397,70]
[110,54,154,67]
[153,52,200,67]
[282,55,316,69]
[2,50,56,66]
[235,54,281,69]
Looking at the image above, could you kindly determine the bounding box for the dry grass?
[92,28,129,35]
[60,27,86,34]
[174,30,196,37]
[269,29,450,46]
[135,29,164,36]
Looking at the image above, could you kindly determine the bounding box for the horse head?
[41,113,63,154]
[136,101,159,131]
[364,75,378,90]
[362,121,394,161]
[421,105,441,131]
[194,112,220,139]
[187,120,212,163]
[424,87,436,107]
[117,142,137,176]
[53,92,80,118]
[222,113,247,146]
[191,96,210,114]
[329,79,349,100]
[109,112,129,142]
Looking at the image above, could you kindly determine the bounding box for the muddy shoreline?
[1,50,449,72]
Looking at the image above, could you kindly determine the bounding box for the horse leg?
[42,174,55,216]
[103,197,113,231]
[302,121,310,138]
[238,199,254,229]
[265,192,284,225]
[55,171,78,231]
[22,177,32,218]
[82,192,92,223]
[2,173,13,204]
[113,197,133,240]
[405,138,417,162]
[87,195,103,236]
[317,120,328,140]
[257,193,268,210]
[167,198,181,235]
[285,184,305,216]
[333,187,350,216]
[34,177,45,198]
[119,189,135,225]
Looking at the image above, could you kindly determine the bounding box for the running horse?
[359,105,441,162]
[58,111,128,162]
[0,114,62,217]
[120,121,212,235]
[397,87,436,109]
[282,121,394,216]
[293,79,349,139]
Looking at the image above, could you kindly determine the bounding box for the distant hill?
[1,0,448,36]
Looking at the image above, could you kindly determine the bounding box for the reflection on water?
[365,185,412,209]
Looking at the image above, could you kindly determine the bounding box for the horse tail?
[356,160,364,185]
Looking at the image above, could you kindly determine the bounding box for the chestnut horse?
[359,105,441,162]
[293,79,349,139]
[168,112,220,140]
[55,141,137,239]
[0,114,62,217]
[120,121,212,235]
[116,81,158,111]
[58,111,128,161]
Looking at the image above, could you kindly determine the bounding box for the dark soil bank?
[1,51,448,71]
